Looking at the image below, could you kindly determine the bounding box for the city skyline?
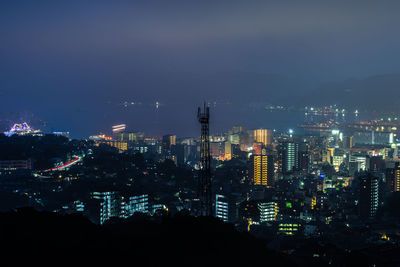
[3,2,400,265]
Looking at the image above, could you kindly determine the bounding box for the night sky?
[2,1,400,138]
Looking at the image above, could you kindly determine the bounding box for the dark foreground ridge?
[2,208,400,267]
[0,208,292,266]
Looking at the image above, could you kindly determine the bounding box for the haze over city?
[2,1,400,137]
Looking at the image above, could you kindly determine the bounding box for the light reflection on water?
[107,103,368,137]
[34,101,384,138]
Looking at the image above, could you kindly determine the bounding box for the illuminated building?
[132,143,149,154]
[0,159,33,176]
[349,136,354,148]
[394,163,400,192]
[210,135,225,142]
[228,134,240,145]
[311,196,317,210]
[343,136,354,149]
[210,142,224,159]
[0,159,32,170]
[386,167,395,192]
[128,194,149,213]
[162,134,176,152]
[349,153,370,176]
[300,121,334,133]
[258,202,279,222]
[120,194,149,218]
[215,193,242,223]
[388,162,400,192]
[73,200,85,212]
[359,174,379,219]
[251,149,274,187]
[332,149,346,172]
[4,122,40,136]
[323,148,335,165]
[115,132,144,143]
[353,131,393,145]
[91,192,119,225]
[102,141,128,151]
[215,194,229,222]
[314,193,328,211]
[91,192,149,224]
[298,142,310,174]
[224,141,232,161]
[278,142,299,173]
[168,135,177,146]
[89,134,112,141]
[278,220,302,236]
[253,129,272,146]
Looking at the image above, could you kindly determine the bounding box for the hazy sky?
[1,1,400,137]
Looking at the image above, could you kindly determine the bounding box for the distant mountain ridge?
[300,74,400,112]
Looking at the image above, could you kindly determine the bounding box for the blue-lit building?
[215,193,242,223]
[73,200,85,212]
[90,192,149,224]
[121,194,149,218]
[215,194,229,222]
[258,201,279,222]
[279,142,299,173]
[91,191,120,225]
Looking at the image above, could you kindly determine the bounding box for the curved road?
[42,156,82,172]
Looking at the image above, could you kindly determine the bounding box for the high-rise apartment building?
[215,194,229,222]
[388,162,400,192]
[359,174,379,219]
[298,142,310,174]
[252,150,274,187]
[279,142,299,173]
[215,193,242,223]
[253,129,272,146]
[258,201,279,222]
[91,191,120,225]
[394,163,400,192]
[224,141,232,161]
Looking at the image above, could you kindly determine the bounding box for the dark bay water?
[19,102,375,139]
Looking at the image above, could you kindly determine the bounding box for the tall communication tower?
[197,102,212,216]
